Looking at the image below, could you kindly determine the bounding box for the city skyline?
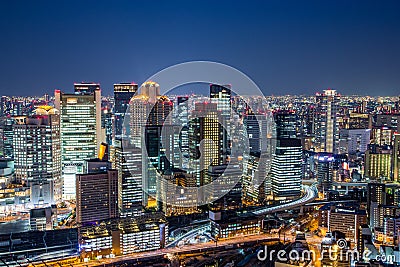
[2,1,400,266]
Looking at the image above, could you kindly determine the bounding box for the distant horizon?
[2,90,399,98]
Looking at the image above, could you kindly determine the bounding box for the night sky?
[0,0,399,96]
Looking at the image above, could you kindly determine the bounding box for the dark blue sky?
[0,0,399,96]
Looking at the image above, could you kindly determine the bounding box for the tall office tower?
[242,152,267,205]
[129,81,172,147]
[9,98,26,116]
[114,83,138,139]
[0,117,14,158]
[143,126,167,208]
[274,110,298,139]
[243,112,268,153]
[302,150,317,179]
[141,125,181,208]
[12,106,62,204]
[101,106,113,145]
[210,84,231,154]
[271,139,302,198]
[176,96,189,124]
[176,96,189,168]
[129,84,175,207]
[210,84,231,118]
[55,86,102,200]
[143,124,182,208]
[188,102,225,187]
[365,144,392,180]
[113,139,143,217]
[316,154,334,195]
[76,169,118,224]
[314,89,340,153]
[394,134,400,182]
[339,129,371,154]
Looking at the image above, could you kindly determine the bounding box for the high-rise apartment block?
[12,106,61,204]
[315,89,340,153]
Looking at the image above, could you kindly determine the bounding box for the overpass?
[166,223,211,248]
[252,184,318,215]
[332,181,368,194]
[166,184,318,247]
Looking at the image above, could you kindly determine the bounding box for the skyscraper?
[101,105,113,146]
[315,89,340,153]
[242,151,270,205]
[274,110,298,139]
[55,86,102,199]
[210,84,231,153]
[243,112,269,153]
[188,102,225,187]
[210,84,231,118]
[270,110,302,198]
[129,82,173,207]
[175,96,189,168]
[129,81,172,148]
[12,106,61,204]
[114,82,138,139]
[271,138,302,198]
[317,153,334,194]
[113,139,143,217]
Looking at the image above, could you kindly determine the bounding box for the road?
[167,184,318,247]
[252,184,318,215]
[18,234,280,267]
[10,184,318,267]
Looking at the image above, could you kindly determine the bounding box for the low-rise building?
[79,214,168,259]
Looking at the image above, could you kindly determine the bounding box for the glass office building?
[55,87,102,199]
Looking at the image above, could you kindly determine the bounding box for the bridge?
[166,223,211,248]
[332,181,368,193]
[252,184,318,215]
